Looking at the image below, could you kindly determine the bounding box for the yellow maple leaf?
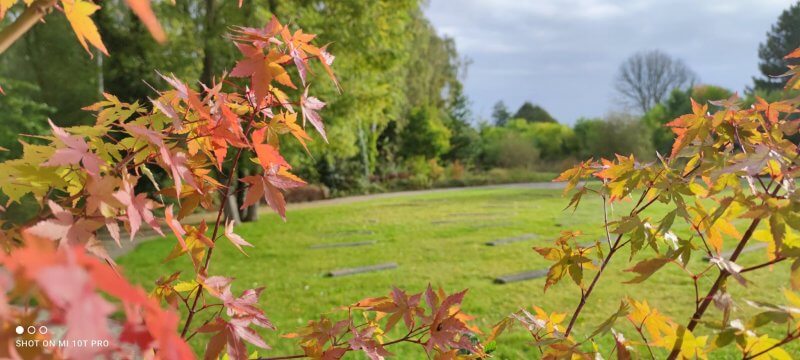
[743,335,791,360]
[627,298,674,343]
[0,0,17,19]
[62,0,108,57]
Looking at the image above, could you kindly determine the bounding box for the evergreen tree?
[513,101,557,123]
[491,101,511,126]
[754,2,800,91]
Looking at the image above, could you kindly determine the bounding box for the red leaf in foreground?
[224,220,253,254]
[301,87,327,142]
[252,127,290,170]
[230,43,294,105]
[42,119,104,176]
[28,200,102,247]
[113,175,163,240]
[166,205,187,250]
[124,0,166,43]
[3,232,194,359]
[348,326,391,360]
[240,167,305,219]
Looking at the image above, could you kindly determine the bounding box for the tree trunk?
[223,179,241,225]
[199,0,216,85]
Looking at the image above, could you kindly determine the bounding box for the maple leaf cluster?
[285,285,484,360]
[0,232,192,359]
[0,15,345,360]
[499,47,800,358]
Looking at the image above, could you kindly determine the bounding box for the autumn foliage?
[4,1,800,359]
[489,49,800,359]
[0,3,486,359]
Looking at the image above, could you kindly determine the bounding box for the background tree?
[615,50,697,113]
[0,77,53,161]
[399,106,452,160]
[754,2,800,92]
[492,100,511,126]
[442,86,481,164]
[574,113,654,159]
[513,101,557,123]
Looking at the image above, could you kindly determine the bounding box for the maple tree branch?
[255,325,430,360]
[667,179,784,359]
[742,330,799,360]
[564,169,667,337]
[258,355,306,360]
[665,217,762,360]
[740,256,786,273]
[0,0,57,54]
[180,108,257,337]
[564,232,623,337]
[180,143,247,338]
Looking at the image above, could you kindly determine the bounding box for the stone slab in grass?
[470,221,515,229]
[430,219,465,225]
[702,243,768,261]
[324,229,375,237]
[494,269,548,284]
[485,233,538,246]
[326,262,398,277]
[309,240,377,249]
[447,212,494,217]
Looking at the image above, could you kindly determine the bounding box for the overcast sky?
[424,0,795,124]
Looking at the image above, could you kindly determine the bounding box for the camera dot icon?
[15,326,23,335]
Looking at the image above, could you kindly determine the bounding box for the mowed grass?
[117,186,796,359]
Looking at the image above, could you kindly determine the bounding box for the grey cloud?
[425,0,794,124]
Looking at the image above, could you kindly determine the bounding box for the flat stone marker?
[325,230,374,237]
[494,269,548,284]
[485,233,537,246]
[431,220,464,225]
[309,240,377,249]
[703,243,768,261]
[448,212,494,217]
[326,262,398,277]
[471,221,514,229]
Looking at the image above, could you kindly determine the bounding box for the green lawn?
[117,186,794,359]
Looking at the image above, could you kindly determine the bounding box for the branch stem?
[0,0,57,54]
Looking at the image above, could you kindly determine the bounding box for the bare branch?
[615,50,697,113]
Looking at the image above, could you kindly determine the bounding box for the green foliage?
[480,131,540,169]
[506,119,575,160]
[0,78,54,161]
[574,114,654,160]
[513,101,557,123]
[400,106,452,160]
[443,87,481,164]
[0,14,98,124]
[480,119,575,168]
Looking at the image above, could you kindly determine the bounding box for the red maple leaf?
[240,166,305,219]
[301,87,327,142]
[252,127,290,170]
[42,119,104,176]
[224,220,253,255]
[28,200,102,247]
[348,326,391,360]
[230,43,294,105]
[113,175,163,240]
